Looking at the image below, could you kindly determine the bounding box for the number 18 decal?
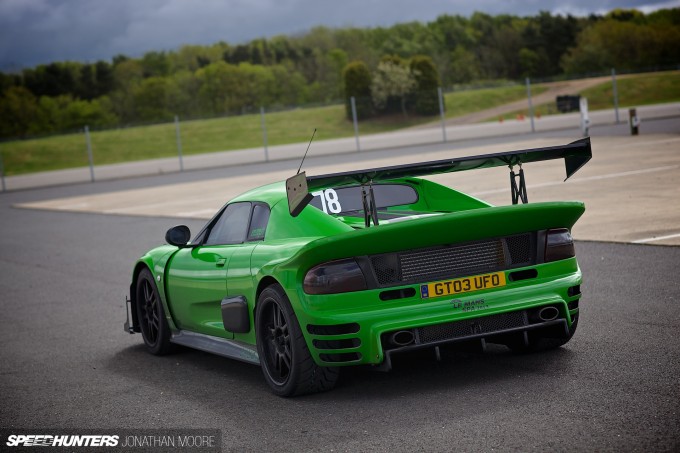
[312,189,342,214]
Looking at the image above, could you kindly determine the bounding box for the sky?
[1,0,679,71]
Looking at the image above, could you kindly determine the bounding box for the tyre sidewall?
[255,285,304,397]
[513,316,579,353]
[136,268,172,355]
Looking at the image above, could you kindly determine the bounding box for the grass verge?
[3,75,666,176]
[445,84,546,117]
[0,105,436,176]
[492,71,680,121]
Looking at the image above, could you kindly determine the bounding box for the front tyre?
[136,268,174,355]
[255,284,339,396]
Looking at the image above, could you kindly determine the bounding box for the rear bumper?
[292,260,582,367]
[377,311,569,371]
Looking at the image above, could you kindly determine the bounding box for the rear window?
[309,184,418,215]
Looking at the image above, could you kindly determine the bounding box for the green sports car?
[124,138,591,396]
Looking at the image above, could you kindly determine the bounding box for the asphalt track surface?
[1,122,679,452]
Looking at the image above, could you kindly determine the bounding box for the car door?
[165,202,252,339]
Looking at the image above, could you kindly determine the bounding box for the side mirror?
[165,225,191,247]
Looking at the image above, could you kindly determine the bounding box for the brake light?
[545,228,575,262]
[303,259,367,295]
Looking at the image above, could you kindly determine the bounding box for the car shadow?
[103,339,581,443]
[106,343,265,394]
[106,341,576,404]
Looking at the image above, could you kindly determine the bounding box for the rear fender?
[283,201,585,279]
[269,201,584,332]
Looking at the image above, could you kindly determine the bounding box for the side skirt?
[170,330,260,366]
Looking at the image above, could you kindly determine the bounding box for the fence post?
[84,125,95,182]
[580,97,591,137]
[526,78,535,133]
[351,96,361,152]
[437,87,447,143]
[174,115,184,171]
[612,68,620,124]
[0,150,6,192]
[260,107,269,162]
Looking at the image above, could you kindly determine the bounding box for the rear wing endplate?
[286,137,591,217]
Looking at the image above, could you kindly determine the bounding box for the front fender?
[130,245,179,332]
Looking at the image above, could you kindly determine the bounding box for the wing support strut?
[510,164,528,205]
[361,182,379,227]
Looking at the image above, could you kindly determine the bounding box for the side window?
[248,204,270,241]
[205,202,251,245]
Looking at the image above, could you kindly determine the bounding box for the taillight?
[303,259,367,295]
[545,228,575,262]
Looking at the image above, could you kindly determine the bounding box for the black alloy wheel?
[140,278,160,345]
[255,284,339,396]
[136,268,174,355]
[259,295,292,385]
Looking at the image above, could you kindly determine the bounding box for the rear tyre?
[508,316,579,353]
[255,284,339,396]
[136,268,174,355]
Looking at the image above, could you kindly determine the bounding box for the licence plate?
[420,272,506,299]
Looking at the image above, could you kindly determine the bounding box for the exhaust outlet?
[389,330,415,347]
[537,306,559,322]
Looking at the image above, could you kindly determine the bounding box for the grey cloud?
[0,0,677,71]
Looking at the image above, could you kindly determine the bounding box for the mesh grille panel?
[417,310,528,344]
[371,255,400,285]
[400,240,504,283]
[370,234,533,287]
[506,234,532,264]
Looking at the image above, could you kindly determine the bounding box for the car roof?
[229,181,288,206]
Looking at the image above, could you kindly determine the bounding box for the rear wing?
[286,137,591,218]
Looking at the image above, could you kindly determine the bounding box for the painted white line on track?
[175,209,217,218]
[632,232,680,244]
[614,137,680,148]
[53,202,92,209]
[100,194,228,214]
[472,165,680,196]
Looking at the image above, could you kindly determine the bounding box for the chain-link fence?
[1,66,678,191]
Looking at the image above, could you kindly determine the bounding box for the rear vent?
[319,352,362,363]
[313,338,361,350]
[568,285,581,297]
[307,323,360,335]
[379,288,416,301]
[509,269,538,282]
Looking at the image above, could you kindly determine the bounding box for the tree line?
[1,8,678,138]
